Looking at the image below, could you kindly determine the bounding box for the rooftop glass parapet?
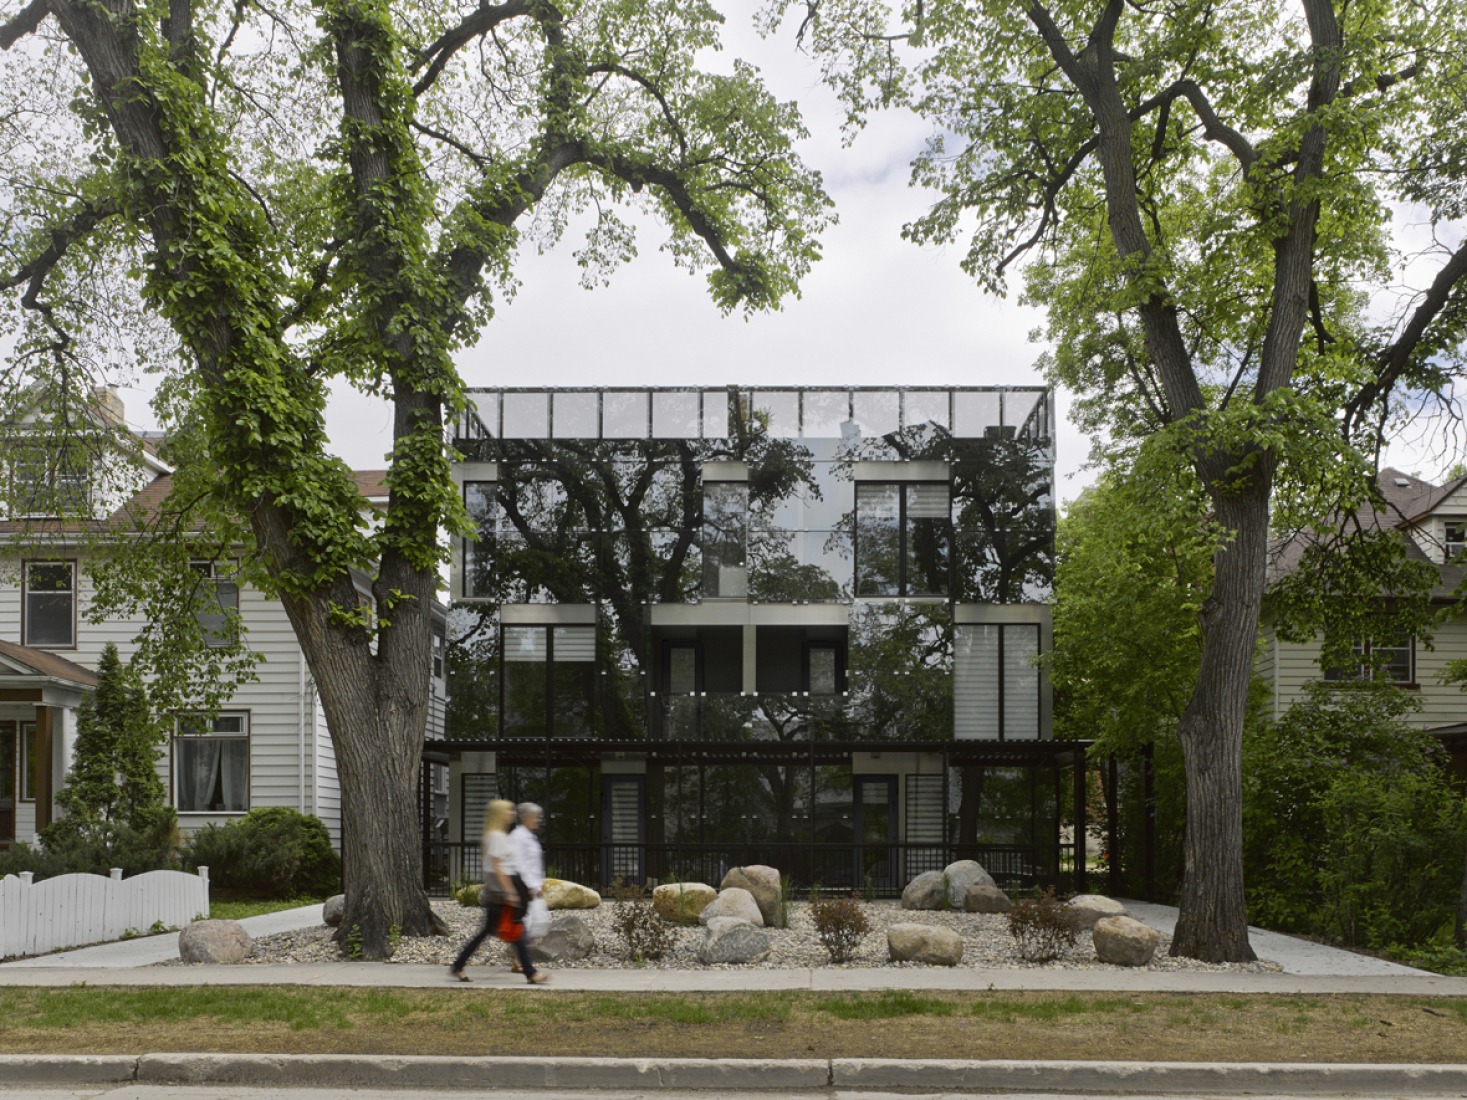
[454,386,1050,443]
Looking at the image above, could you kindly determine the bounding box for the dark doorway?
[854,775,897,892]
[601,775,644,887]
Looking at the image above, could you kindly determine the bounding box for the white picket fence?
[0,867,210,959]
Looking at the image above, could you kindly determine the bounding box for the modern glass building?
[429,386,1089,895]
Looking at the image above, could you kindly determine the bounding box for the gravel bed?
[227,900,1281,973]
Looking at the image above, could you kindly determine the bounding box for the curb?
[5,1054,1467,1093]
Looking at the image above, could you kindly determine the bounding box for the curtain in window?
[219,739,249,810]
[182,738,222,811]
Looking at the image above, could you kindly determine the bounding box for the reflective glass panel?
[953,391,1002,439]
[903,390,950,431]
[852,390,900,440]
[802,391,850,439]
[667,644,698,694]
[854,484,901,596]
[552,392,599,438]
[751,391,800,438]
[808,646,838,694]
[602,391,649,438]
[702,483,748,597]
[1005,391,1044,436]
[470,393,499,437]
[701,390,733,438]
[905,483,951,597]
[502,392,549,439]
[652,391,700,438]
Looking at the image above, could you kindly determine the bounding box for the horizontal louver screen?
[1005,625,1040,740]
[504,626,547,662]
[954,624,1000,739]
[553,626,596,662]
[905,775,944,841]
[906,483,949,519]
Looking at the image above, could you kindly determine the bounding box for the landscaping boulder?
[720,865,782,927]
[1067,894,1128,931]
[1092,915,1160,967]
[529,914,595,964]
[322,894,345,927]
[652,882,716,925]
[942,860,995,907]
[178,919,252,965]
[698,887,764,927]
[698,917,771,965]
[963,884,1012,914]
[887,923,964,966]
[543,878,601,910]
[900,871,947,911]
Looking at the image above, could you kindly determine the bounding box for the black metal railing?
[423,839,1065,897]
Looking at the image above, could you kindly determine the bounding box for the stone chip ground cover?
[233,900,1281,972]
[1,987,1466,1063]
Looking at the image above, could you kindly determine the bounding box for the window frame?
[853,481,952,598]
[802,641,846,695]
[1323,635,1417,686]
[189,559,239,647]
[22,560,77,649]
[501,623,597,737]
[172,712,251,814]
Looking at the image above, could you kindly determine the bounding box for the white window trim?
[173,712,251,814]
[22,560,77,649]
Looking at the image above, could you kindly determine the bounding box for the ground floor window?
[174,713,249,812]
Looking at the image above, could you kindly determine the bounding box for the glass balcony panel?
[802,391,851,439]
[553,392,599,438]
[953,391,1002,439]
[470,393,499,437]
[502,392,549,438]
[751,390,800,438]
[852,390,900,442]
[652,391,700,438]
[602,391,649,438]
[1005,390,1044,437]
[702,390,733,438]
[903,390,950,432]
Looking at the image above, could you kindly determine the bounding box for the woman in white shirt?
[449,799,543,982]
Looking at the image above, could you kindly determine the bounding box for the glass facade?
[443,388,1070,893]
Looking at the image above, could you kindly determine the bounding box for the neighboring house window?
[190,560,239,647]
[954,623,1041,740]
[1446,520,1466,561]
[854,483,951,597]
[23,561,76,648]
[432,632,444,681]
[19,721,37,802]
[9,447,89,518]
[503,625,595,737]
[174,714,250,812]
[1323,635,1415,684]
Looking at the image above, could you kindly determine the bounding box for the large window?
[9,446,89,518]
[1324,635,1415,684]
[23,561,76,648]
[190,560,239,647]
[175,714,250,812]
[854,483,950,597]
[463,481,497,598]
[702,482,748,597]
[503,625,595,737]
[954,624,1041,740]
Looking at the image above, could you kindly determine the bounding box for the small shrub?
[184,808,340,900]
[1007,888,1078,962]
[811,895,870,964]
[454,882,482,908]
[610,876,677,962]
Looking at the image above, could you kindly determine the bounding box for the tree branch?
[0,0,48,49]
[412,0,532,97]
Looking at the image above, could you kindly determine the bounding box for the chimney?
[92,385,125,426]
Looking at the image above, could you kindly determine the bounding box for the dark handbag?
[482,881,514,907]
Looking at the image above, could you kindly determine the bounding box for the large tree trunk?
[1170,479,1267,962]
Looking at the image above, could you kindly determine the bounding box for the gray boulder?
[721,865,782,927]
[322,894,345,927]
[964,884,1012,914]
[900,871,947,910]
[942,860,995,907]
[1068,894,1128,931]
[699,886,764,927]
[698,917,771,964]
[887,922,964,966]
[1092,915,1160,967]
[529,913,595,964]
[178,919,252,964]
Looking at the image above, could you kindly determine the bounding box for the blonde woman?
[449,799,542,982]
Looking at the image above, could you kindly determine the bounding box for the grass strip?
[2,988,1466,1063]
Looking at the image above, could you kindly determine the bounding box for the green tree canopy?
[1,0,831,956]
[772,0,1467,960]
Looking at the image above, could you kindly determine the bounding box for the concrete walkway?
[2,898,1463,994]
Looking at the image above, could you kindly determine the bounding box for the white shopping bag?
[525,897,550,942]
